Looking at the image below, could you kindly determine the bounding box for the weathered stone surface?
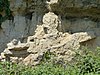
[0,0,100,65]
[61,19,97,33]
[0,0,46,52]
[23,53,43,65]
[1,12,98,65]
[42,12,60,34]
[0,0,100,52]
[72,31,96,43]
[7,43,29,51]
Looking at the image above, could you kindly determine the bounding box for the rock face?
[0,0,100,65]
[0,12,98,65]
[0,0,100,52]
[0,0,47,52]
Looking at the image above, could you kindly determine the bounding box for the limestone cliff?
[0,0,47,52]
[0,0,100,65]
[0,0,100,55]
[0,12,96,65]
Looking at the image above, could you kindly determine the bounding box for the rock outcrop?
[0,12,97,65]
[0,0,100,65]
[0,0,47,52]
[0,0,100,52]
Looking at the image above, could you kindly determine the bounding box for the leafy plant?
[74,47,100,75]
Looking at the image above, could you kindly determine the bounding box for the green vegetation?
[0,47,100,75]
[74,47,100,75]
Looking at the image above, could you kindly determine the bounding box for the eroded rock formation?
[0,0,47,52]
[0,11,98,65]
[0,0,100,65]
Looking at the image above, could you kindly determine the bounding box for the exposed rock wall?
[0,0,47,52]
[0,12,98,65]
[0,0,100,52]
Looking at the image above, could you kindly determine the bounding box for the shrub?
[74,47,100,75]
